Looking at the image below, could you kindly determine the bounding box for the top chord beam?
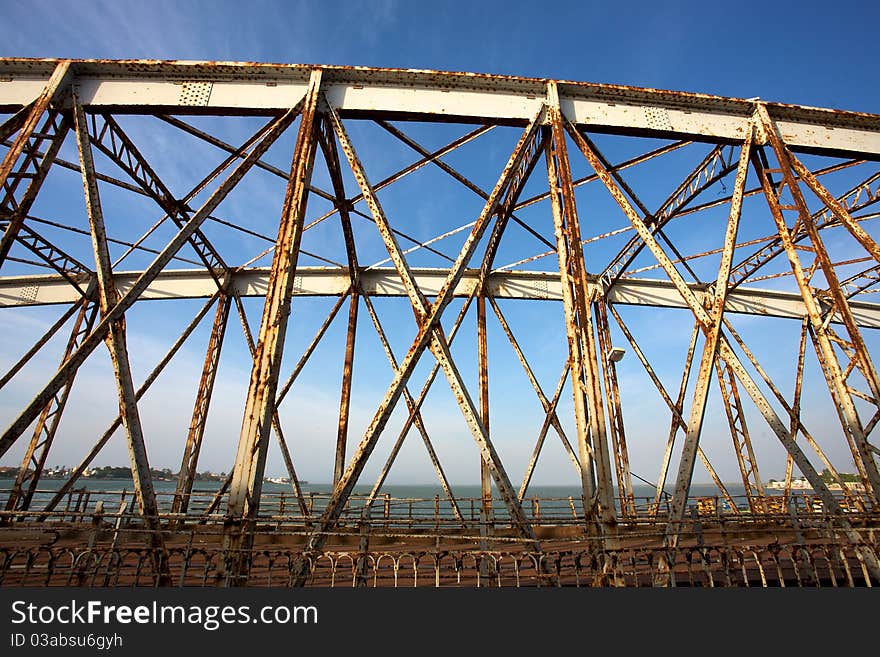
[0,59,878,157]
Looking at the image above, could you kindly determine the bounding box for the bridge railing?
[0,488,875,529]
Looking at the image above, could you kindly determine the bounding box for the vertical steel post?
[784,319,809,503]
[317,111,362,488]
[545,82,616,528]
[477,295,494,550]
[73,97,169,584]
[334,291,359,484]
[318,109,360,485]
[232,292,310,520]
[787,156,880,265]
[594,300,635,516]
[221,70,323,585]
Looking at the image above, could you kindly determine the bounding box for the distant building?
[828,481,866,493]
[766,477,812,490]
[767,474,866,493]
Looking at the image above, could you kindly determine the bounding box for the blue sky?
[1,0,876,111]
[1,0,878,492]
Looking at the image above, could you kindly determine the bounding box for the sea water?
[0,477,764,520]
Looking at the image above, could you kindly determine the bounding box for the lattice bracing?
[1,59,879,587]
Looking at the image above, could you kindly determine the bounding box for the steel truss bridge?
[0,59,879,587]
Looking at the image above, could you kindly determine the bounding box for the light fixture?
[607,347,625,363]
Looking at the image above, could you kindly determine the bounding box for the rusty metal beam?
[85,113,227,287]
[378,120,555,252]
[156,114,336,204]
[73,95,169,583]
[560,117,877,579]
[563,116,754,534]
[841,262,880,298]
[784,318,809,503]
[221,70,323,585]
[477,295,494,545]
[0,298,85,391]
[307,122,492,236]
[303,121,487,267]
[514,140,690,212]
[547,82,615,528]
[275,291,349,406]
[788,154,880,265]
[664,125,752,544]
[1,136,151,197]
[109,113,293,272]
[206,213,342,269]
[8,222,92,296]
[2,57,880,590]
[594,300,635,516]
[231,292,309,520]
[563,107,878,580]
[715,324,871,531]
[0,102,36,143]
[601,144,738,286]
[171,292,231,520]
[722,317,862,507]
[333,291,358,485]
[729,169,880,290]
[9,266,880,327]
[316,110,362,488]
[1,115,73,267]
[3,59,880,157]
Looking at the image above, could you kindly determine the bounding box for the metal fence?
[1,542,877,588]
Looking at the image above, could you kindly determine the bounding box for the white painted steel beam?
[0,59,878,157]
[2,267,879,327]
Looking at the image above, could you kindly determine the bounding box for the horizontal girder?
[1,59,880,157]
[3,266,880,328]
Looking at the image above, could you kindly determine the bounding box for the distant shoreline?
[0,473,306,485]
